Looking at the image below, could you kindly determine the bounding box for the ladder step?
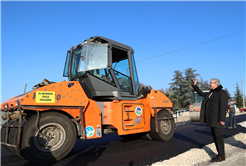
[124,119,133,121]
[124,110,134,112]
[125,124,135,126]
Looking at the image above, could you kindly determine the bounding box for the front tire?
[1,120,13,152]
[150,110,175,141]
[20,112,76,163]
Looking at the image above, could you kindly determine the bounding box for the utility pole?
[242,78,245,108]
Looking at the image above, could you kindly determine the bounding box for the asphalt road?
[1,114,246,166]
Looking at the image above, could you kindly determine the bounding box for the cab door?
[122,103,145,130]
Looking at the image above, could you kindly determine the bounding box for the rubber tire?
[8,120,26,157]
[1,120,14,153]
[8,120,19,154]
[20,112,76,164]
[149,110,175,141]
[141,133,153,140]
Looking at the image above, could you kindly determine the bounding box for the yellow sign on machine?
[36,91,55,103]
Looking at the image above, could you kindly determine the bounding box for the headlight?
[15,100,20,106]
[5,103,9,109]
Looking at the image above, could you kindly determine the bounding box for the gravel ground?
[152,112,246,166]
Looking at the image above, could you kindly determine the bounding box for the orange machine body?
[189,104,201,112]
[103,89,172,135]
[1,81,172,139]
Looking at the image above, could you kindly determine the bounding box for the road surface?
[1,114,245,166]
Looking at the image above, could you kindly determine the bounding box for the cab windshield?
[79,44,108,71]
[66,44,108,78]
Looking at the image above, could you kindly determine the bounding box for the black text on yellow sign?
[36,91,55,103]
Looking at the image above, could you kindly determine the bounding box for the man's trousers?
[211,127,225,157]
[229,112,236,127]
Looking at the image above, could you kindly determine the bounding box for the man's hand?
[100,74,105,79]
[193,78,197,85]
[101,74,108,82]
[220,121,225,126]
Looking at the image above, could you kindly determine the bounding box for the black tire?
[141,133,153,140]
[20,112,76,163]
[149,110,175,141]
[8,120,26,157]
[8,120,19,154]
[1,120,14,152]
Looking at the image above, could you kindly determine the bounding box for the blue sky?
[1,1,245,103]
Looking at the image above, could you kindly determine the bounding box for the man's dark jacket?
[192,84,228,128]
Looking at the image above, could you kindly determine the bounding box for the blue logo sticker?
[135,106,142,116]
[85,126,95,137]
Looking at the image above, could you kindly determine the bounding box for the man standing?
[228,97,236,129]
[192,78,228,162]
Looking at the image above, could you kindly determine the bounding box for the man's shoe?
[211,156,225,162]
[228,126,233,129]
[233,126,236,128]
[211,155,219,161]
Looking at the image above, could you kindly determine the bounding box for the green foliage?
[199,77,210,91]
[183,68,200,107]
[158,88,165,94]
[224,88,231,98]
[233,83,243,107]
[163,88,171,98]
[169,70,185,110]
[169,68,199,110]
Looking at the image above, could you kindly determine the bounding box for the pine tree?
[199,77,210,91]
[169,69,201,110]
[224,88,231,98]
[169,70,185,109]
[158,88,165,95]
[169,70,185,110]
[164,88,171,98]
[183,68,200,108]
[234,83,243,107]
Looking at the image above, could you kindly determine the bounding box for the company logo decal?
[85,126,95,137]
[135,106,142,116]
